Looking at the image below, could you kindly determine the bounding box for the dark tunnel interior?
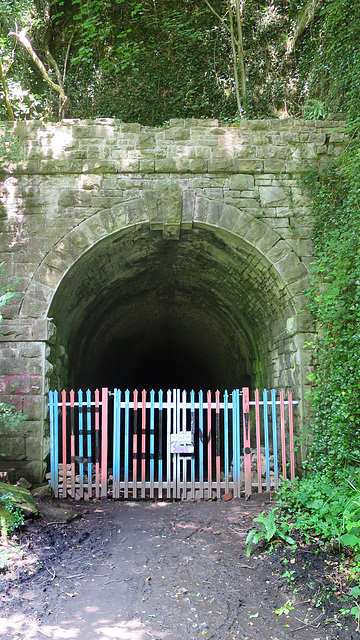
[48,226,290,394]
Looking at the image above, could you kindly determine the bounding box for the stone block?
[286,313,314,337]
[0,436,26,460]
[237,159,264,173]
[229,174,255,190]
[275,252,308,284]
[22,395,43,421]
[137,134,156,148]
[188,119,219,128]
[120,122,141,133]
[329,131,345,143]
[259,186,288,206]
[263,159,285,173]
[0,373,42,396]
[82,160,118,173]
[155,158,177,173]
[194,197,210,223]
[176,158,207,173]
[232,210,253,237]
[25,437,43,461]
[0,320,49,342]
[207,159,238,173]
[226,197,259,209]
[139,159,155,173]
[219,204,240,232]
[206,200,223,225]
[164,128,190,141]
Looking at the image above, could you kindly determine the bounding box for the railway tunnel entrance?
[47,221,300,499]
[47,224,295,394]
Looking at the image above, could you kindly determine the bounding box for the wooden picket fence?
[48,387,298,501]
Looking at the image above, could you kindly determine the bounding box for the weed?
[282,569,296,584]
[245,508,295,556]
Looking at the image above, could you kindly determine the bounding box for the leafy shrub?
[246,469,360,559]
[0,402,26,431]
[0,492,24,536]
[246,507,295,556]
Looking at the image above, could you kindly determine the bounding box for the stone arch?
[18,191,311,410]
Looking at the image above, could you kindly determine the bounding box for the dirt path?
[0,496,356,640]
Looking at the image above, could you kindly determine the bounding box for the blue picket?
[150,389,155,498]
[49,391,59,498]
[198,390,204,500]
[263,388,271,492]
[190,389,196,499]
[158,389,163,498]
[224,390,229,494]
[78,389,84,498]
[86,389,92,497]
[113,388,121,498]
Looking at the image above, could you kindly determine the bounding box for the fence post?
[271,389,279,490]
[78,389,84,499]
[86,389,92,499]
[288,390,295,480]
[101,388,108,499]
[255,388,262,493]
[243,387,251,498]
[61,390,67,498]
[263,389,270,492]
[113,389,121,499]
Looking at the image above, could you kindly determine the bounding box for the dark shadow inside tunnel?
[47,225,291,394]
[95,337,252,392]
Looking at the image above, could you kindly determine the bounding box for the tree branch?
[0,58,15,120]
[286,0,323,54]
[204,0,240,48]
[9,29,69,117]
[235,0,246,101]
[228,0,242,115]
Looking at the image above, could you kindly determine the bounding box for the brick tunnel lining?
[48,225,294,393]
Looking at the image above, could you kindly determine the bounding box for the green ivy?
[302,139,360,471]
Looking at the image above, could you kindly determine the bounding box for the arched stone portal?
[47,219,298,396]
[49,225,299,389]
[0,117,346,482]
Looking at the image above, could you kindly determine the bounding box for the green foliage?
[298,0,360,124]
[0,0,49,120]
[246,470,360,560]
[302,139,360,471]
[245,507,295,556]
[0,492,24,535]
[276,473,360,554]
[301,99,328,120]
[0,402,25,431]
[2,0,352,124]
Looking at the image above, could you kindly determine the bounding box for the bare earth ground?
[0,495,358,640]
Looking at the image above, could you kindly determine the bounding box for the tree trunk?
[0,59,15,120]
[9,29,69,118]
[286,0,323,54]
[228,1,242,116]
[235,0,246,103]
